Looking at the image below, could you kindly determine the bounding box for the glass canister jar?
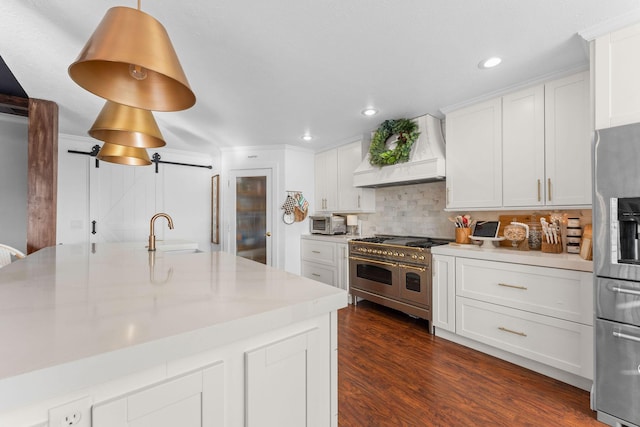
[528,215,542,250]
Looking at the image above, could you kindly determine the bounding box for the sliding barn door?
[89,160,161,244]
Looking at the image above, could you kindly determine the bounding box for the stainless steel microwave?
[309,215,346,235]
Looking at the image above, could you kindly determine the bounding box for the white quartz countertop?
[0,243,347,410]
[431,243,593,272]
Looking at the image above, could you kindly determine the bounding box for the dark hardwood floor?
[338,301,604,427]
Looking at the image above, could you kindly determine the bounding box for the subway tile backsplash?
[355,181,592,239]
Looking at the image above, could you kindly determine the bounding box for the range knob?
[377,250,382,254]
[382,251,388,255]
[418,255,425,260]
[393,252,399,256]
[411,254,418,260]
[399,253,405,257]
[367,249,372,253]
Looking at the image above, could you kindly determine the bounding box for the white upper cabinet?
[315,141,375,213]
[314,148,338,212]
[446,71,591,210]
[544,71,592,207]
[502,85,545,207]
[594,22,640,129]
[445,97,503,209]
[337,141,375,212]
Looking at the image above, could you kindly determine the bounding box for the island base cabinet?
[93,362,224,427]
[0,313,338,427]
[246,328,326,427]
[456,297,593,379]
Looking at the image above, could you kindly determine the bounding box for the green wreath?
[369,119,420,167]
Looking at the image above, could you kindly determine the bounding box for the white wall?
[283,147,315,274]
[0,114,28,253]
[57,134,217,252]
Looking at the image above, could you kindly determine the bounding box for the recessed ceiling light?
[478,57,502,69]
[301,134,313,142]
[361,108,378,117]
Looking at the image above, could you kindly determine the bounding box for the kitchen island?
[0,243,347,427]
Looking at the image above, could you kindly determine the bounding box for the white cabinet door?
[300,239,348,291]
[246,328,327,427]
[301,239,337,265]
[301,260,337,286]
[544,71,592,207]
[432,254,455,333]
[456,297,593,379]
[455,257,593,325]
[502,85,545,207]
[445,97,502,209]
[93,362,224,427]
[314,149,338,212]
[595,22,640,129]
[337,141,375,212]
[336,242,349,293]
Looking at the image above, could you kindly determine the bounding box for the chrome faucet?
[148,213,174,251]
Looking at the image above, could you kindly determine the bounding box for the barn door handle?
[91,220,97,235]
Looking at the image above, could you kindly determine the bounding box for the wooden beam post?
[27,98,58,254]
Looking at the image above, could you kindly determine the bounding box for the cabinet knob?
[265,232,272,237]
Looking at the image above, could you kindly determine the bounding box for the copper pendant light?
[68,6,196,112]
[97,142,152,166]
[89,101,166,148]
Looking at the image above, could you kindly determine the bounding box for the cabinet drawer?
[456,258,592,325]
[456,297,593,378]
[301,240,336,265]
[301,261,337,286]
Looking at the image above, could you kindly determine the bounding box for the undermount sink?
[153,240,200,253]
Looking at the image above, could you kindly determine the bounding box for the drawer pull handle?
[613,330,640,343]
[349,256,398,268]
[311,273,321,277]
[498,326,527,337]
[312,250,321,254]
[612,286,640,296]
[398,263,427,272]
[498,283,527,290]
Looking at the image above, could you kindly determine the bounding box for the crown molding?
[579,10,640,41]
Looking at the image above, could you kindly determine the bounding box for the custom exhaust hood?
[353,114,446,188]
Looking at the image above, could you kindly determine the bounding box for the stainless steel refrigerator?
[594,123,640,427]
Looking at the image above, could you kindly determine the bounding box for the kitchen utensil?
[455,227,472,244]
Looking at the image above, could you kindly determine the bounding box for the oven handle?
[398,263,427,272]
[613,330,640,343]
[349,256,398,268]
[612,286,640,297]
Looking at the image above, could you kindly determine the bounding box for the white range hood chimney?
[353,114,446,188]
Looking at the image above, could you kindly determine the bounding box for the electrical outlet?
[48,396,92,427]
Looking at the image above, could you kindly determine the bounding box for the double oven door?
[349,255,431,309]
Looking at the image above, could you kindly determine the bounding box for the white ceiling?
[2,0,640,154]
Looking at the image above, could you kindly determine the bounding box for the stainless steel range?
[349,235,451,330]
